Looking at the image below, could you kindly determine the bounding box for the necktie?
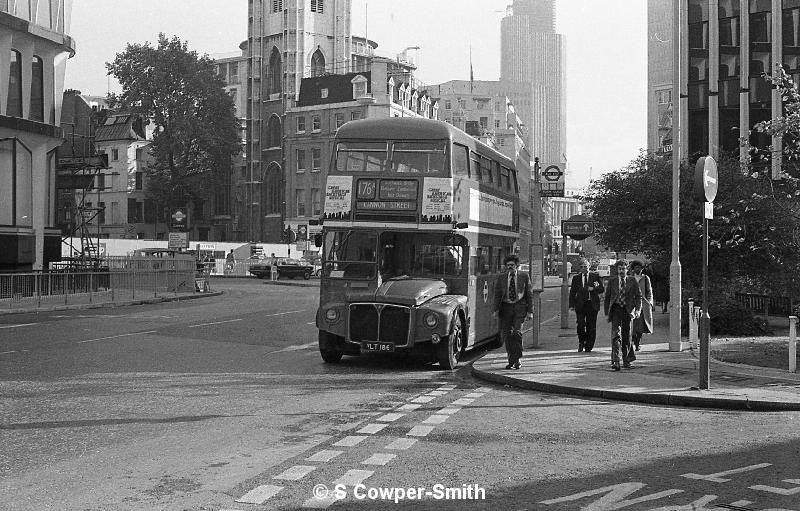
[509,272,516,301]
[583,274,587,289]
[617,277,626,307]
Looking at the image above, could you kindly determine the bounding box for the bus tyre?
[437,319,464,370]
[304,270,311,280]
[319,331,344,363]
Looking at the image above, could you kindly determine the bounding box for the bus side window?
[475,246,489,275]
[470,151,481,181]
[452,144,469,176]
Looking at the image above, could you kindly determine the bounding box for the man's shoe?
[505,363,514,370]
[585,348,592,352]
[612,364,621,371]
[623,362,632,369]
[513,362,521,369]
[635,345,640,351]
[578,346,584,352]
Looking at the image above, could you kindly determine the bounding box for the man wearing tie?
[492,255,534,370]
[603,260,643,371]
[568,259,604,352]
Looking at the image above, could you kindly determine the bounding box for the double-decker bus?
[315,117,520,369]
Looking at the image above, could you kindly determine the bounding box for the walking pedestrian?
[492,254,534,370]
[568,258,604,352]
[603,260,642,371]
[630,260,654,351]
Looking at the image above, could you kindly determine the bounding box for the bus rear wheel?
[437,319,464,370]
[319,331,344,363]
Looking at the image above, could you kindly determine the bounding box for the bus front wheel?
[319,331,344,363]
[437,319,464,370]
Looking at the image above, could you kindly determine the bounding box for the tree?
[106,34,240,219]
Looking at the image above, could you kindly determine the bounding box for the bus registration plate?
[363,342,395,352]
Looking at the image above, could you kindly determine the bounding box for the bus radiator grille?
[348,304,411,345]
[379,306,410,345]
[349,304,379,342]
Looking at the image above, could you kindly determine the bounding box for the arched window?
[268,48,282,96]
[267,114,282,148]
[7,50,22,117]
[311,49,326,77]
[31,56,44,122]
[263,163,282,215]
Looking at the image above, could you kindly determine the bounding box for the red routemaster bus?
[315,117,520,369]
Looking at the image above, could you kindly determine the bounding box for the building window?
[98,202,106,224]
[312,188,321,216]
[0,138,33,227]
[311,0,324,13]
[297,148,306,172]
[272,0,282,13]
[128,198,143,223]
[296,189,306,217]
[311,49,326,77]
[445,100,452,110]
[335,113,345,128]
[268,115,282,148]
[351,111,361,121]
[264,164,282,214]
[479,117,488,129]
[312,115,321,131]
[656,89,672,104]
[297,116,306,133]
[495,119,501,128]
[96,173,105,190]
[321,87,328,98]
[30,56,44,122]
[312,148,321,171]
[351,75,368,99]
[112,148,119,161]
[7,50,22,117]
[135,171,143,190]
[268,47,282,96]
[458,99,466,109]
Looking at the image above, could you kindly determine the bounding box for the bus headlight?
[423,312,438,328]
[325,308,340,322]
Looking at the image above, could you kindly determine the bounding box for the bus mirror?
[314,234,323,247]
[454,222,469,229]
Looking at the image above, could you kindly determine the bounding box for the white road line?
[187,318,243,328]
[476,387,493,392]
[0,323,37,329]
[0,351,17,356]
[407,425,435,437]
[306,450,343,462]
[273,465,317,481]
[427,390,448,396]
[376,412,405,422]
[750,480,800,495]
[334,469,374,486]
[269,341,318,354]
[332,435,368,447]
[386,438,417,450]
[76,331,157,344]
[410,396,435,403]
[682,463,772,483]
[422,414,449,425]
[437,385,457,390]
[438,406,462,415]
[357,423,388,434]
[235,484,283,504]
[463,392,484,399]
[397,403,422,411]
[451,398,475,406]
[362,453,396,466]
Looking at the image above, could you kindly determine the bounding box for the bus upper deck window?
[391,142,447,174]
[334,142,388,172]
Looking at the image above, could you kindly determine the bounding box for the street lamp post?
[669,0,683,351]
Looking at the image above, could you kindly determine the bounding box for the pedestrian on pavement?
[651,262,670,313]
[568,258,604,352]
[603,260,642,371]
[630,260,654,351]
[492,254,534,370]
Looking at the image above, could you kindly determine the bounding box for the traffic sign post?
[694,156,718,390]
[560,215,596,328]
[538,164,565,197]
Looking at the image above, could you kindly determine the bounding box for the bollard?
[790,316,797,374]
[688,300,696,349]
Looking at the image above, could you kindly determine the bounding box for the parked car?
[248,258,314,280]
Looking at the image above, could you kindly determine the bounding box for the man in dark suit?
[603,260,643,371]
[492,254,534,370]
[568,259,604,352]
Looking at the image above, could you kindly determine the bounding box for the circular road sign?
[694,156,718,203]
[542,165,563,182]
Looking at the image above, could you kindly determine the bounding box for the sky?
[65,1,647,189]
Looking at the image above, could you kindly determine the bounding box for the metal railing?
[0,267,199,311]
[734,293,793,316]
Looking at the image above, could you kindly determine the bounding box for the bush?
[709,300,770,336]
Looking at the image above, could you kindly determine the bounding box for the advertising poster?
[469,188,512,226]
[323,176,353,220]
[421,178,453,223]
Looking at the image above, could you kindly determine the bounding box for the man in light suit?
[569,259,604,352]
[603,260,642,370]
[492,254,534,370]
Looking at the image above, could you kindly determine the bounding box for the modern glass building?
[0,0,75,270]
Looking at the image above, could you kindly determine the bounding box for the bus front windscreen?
[323,231,377,279]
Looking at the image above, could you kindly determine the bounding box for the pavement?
[472,309,800,411]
